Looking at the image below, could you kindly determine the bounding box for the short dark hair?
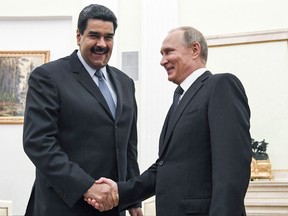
[77,4,118,35]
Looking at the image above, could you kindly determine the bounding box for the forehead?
[161,30,184,50]
[85,19,114,33]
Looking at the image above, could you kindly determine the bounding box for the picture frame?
[0,50,50,124]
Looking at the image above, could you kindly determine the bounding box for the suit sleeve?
[208,74,252,215]
[118,162,157,211]
[23,67,94,207]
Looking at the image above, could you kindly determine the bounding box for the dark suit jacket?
[118,71,251,216]
[23,50,140,216]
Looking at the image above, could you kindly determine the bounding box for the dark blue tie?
[172,85,184,113]
[95,69,116,118]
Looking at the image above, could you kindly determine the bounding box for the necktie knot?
[174,85,184,95]
[172,85,183,113]
[95,69,104,80]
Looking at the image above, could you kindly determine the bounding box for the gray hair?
[170,26,208,64]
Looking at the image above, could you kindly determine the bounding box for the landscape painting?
[0,51,50,124]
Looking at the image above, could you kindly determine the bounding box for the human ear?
[191,42,201,58]
[76,29,81,46]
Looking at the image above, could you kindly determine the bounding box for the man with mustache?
[23,4,142,216]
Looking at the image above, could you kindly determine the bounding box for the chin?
[168,76,174,82]
[92,62,105,68]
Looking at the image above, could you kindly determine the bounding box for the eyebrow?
[88,31,115,36]
[161,47,173,54]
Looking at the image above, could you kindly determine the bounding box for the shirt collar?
[77,50,108,79]
[180,68,207,93]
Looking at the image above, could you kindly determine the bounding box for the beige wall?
[0,0,81,18]
[207,39,288,170]
[0,1,83,214]
[178,0,288,35]
[177,0,288,170]
[0,0,287,214]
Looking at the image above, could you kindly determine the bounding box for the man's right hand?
[83,179,118,211]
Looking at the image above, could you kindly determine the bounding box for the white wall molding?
[0,16,72,21]
[206,28,288,47]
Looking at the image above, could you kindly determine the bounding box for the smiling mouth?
[91,46,109,55]
[166,67,174,74]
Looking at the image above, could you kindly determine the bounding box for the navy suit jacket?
[118,71,251,216]
[23,50,140,216]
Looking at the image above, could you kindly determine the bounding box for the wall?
[0,0,82,214]
[178,0,288,169]
[208,40,288,169]
[135,0,288,172]
[0,0,287,214]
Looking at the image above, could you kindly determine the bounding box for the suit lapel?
[159,104,174,152]
[69,51,115,120]
[159,71,212,156]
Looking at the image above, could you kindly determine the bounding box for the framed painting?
[0,50,50,124]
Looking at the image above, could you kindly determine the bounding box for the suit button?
[159,161,164,166]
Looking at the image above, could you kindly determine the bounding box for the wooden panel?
[0,201,12,216]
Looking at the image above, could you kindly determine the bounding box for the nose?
[97,37,106,47]
[160,56,167,66]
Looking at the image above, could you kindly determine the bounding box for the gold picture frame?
[0,50,50,124]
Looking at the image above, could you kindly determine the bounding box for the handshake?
[83,178,143,215]
[83,177,118,211]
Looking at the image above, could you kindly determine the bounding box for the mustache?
[91,46,109,53]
